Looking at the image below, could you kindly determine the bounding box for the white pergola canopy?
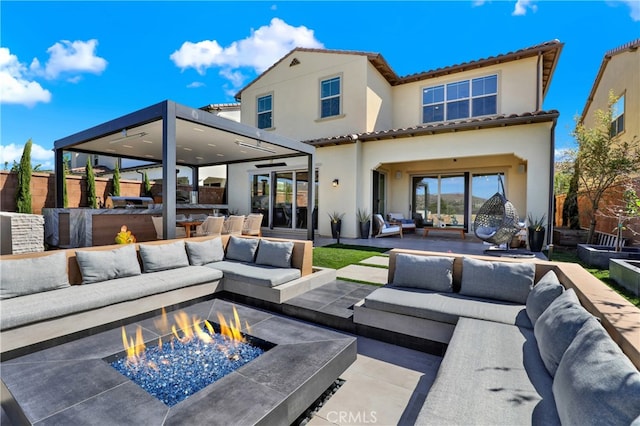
[53,100,316,239]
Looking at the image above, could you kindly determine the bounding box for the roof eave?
[305,111,560,147]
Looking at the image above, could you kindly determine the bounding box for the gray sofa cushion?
[0,266,222,330]
[75,244,141,284]
[0,251,70,299]
[553,318,640,425]
[185,237,225,266]
[206,260,300,287]
[255,239,294,268]
[417,317,559,425]
[364,286,532,328]
[460,257,534,304]
[139,241,189,273]
[393,254,454,292]
[225,236,259,263]
[526,270,564,324]
[534,288,594,376]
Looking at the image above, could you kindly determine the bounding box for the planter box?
[553,228,588,247]
[577,244,640,269]
[610,259,640,297]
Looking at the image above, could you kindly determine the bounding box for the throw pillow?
[255,239,295,268]
[225,236,260,263]
[393,254,454,292]
[534,288,594,376]
[139,241,189,273]
[185,238,225,266]
[0,251,70,299]
[526,270,564,324]
[76,244,141,284]
[553,318,640,424]
[459,257,535,304]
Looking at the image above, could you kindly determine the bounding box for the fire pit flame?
[121,306,249,365]
[113,305,268,406]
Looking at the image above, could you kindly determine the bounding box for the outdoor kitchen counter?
[43,205,226,248]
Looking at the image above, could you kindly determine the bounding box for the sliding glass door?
[251,170,317,230]
[412,174,466,228]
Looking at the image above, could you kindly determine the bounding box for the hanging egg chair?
[473,175,521,246]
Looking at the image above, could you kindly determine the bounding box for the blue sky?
[1,1,639,170]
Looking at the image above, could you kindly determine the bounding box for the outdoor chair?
[473,176,520,246]
[195,216,225,237]
[373,214,403,238]
[151,216,187,239]
[387,213,416,233]
[242,213,263,237]
[223,215,245,235]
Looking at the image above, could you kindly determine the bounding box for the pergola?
[53,100,316,240]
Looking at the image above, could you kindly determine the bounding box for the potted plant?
[357,208,371,239]
[527,213,546,252]
[328,211,344,239]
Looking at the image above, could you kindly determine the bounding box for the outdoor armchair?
[373,214,403,238]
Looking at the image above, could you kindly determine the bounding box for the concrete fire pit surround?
[1,299,357,425]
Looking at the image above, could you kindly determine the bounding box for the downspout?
[548,117,557,247]
[535,51,542,111]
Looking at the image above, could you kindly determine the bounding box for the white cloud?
[0,48,52,107]
[187,81,205,89]
[613,0,640,21]
[513,0,537,16]
[170,18,323,90]
[555,148,576,162]
[0,142,54,170]
[34,39,108,80]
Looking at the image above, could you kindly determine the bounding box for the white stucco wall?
[365,62,393,132]
[240,51,371,141]
[392,57,539,128]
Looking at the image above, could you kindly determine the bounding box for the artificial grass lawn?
[313,244,388,270]
[546,246,640,308]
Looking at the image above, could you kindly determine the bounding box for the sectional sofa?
[354,249,640,425]
[0,235,334,359]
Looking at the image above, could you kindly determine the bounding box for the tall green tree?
[562,160,580,229]
[572,91,640,243]
[143,171,152,197]
[112,162,121,196]
[62,163,69,208]
[15,139,33,213]
[86,157,97,209]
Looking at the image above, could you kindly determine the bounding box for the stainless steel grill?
[105,196,153,209]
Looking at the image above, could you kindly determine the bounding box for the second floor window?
[257,94,273,129]
[320,76,341,118]
[611,95,625,137]
[423,74,497,123]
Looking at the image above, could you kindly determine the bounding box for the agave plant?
[328,211,345,223]
[527,213,546,231]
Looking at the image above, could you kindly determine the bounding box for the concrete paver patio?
[309,336,442,425]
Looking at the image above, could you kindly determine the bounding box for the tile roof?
[235,40,563,100]
[303,110,560,147]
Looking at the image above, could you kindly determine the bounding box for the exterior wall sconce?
[332,179,339,187]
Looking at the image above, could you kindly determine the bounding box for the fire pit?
[109,307,273,406]
[1,299,356,425]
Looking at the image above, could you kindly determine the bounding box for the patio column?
[162,101,177,239]
[307,153,315,240]
[54,148,65,208]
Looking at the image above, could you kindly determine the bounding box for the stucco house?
[577,38,640,244]
[226,40,564,240]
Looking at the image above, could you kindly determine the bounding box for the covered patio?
[52,100,316,241]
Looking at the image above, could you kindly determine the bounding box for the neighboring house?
[227,41,563,239]
[578,38,640,243]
